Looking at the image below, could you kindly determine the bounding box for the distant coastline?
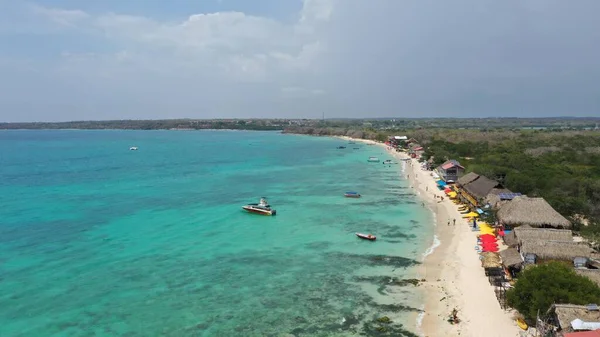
[2,117,600,131]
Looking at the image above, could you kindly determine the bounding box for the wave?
[416,305,426,336]
[422,235,441,259]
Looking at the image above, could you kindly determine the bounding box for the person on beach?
[453,218,456,226]
[447,220,450,226]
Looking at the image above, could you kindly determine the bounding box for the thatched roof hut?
[499,248,523,267]
[463,176,502,200]
[457,172,479,187]
[503,230,518,247]
[521,241,593,261]
[575,269,600,287]
[497,196,572,229]
[513,227,573,245]
[481,252,502,268]
[551,304,600,333]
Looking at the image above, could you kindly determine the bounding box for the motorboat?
[367,156,380,162]
[337,146,346,149]
[344,191,361,198]
[383,159,397,164]
[356,233,376,241]
[129,146,138,151]
[242,197,276,216]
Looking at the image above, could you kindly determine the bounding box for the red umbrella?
[481,246,499,252]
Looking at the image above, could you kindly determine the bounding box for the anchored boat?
[344,191,361,198]
[367,156,380,162]
[242,197,276,216]
[356,233,376,241]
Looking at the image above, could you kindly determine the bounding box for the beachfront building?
[499,248,523,277]
[520,240,593,266]
[456,172,504,209]
[485,191,522,210]
[545,304,600,336]
[388,135,407,148]
[434,160,464,183]
[497,196,572,229]
[503,227,574,248]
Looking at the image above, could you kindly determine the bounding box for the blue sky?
[1,0,600,121]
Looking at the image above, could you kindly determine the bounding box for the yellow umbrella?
[448,191,457,198]
[463,212,479,218]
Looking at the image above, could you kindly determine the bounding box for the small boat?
[344,191,361,198]
[348,141,356,144]
[383,159,398,164]
[516,318,528,330]
[242,197,276,216]
[367,156,380,162]
[129,146,138,151]
[353,147,360,150]
[356,233,376,241]
[337,146,346,149]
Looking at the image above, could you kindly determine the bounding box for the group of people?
[447,218,456,226]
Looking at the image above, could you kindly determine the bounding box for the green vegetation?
[418,130,600,231]
[506,262,600,322]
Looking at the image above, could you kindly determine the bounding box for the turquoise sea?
[0,130,434,337]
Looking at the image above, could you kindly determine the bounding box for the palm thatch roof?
[463,175,502,199]
[457,172,479,187]
[497,196,572,229]
[503,230,518,247]
[552,304,600,332]
[481,252,502,268]
[521,241,593,261]
[513,227,573,245]
[499,248,523,267]
[575,269,600,287]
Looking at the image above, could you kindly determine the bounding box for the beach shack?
[497,196,572,229]
[520,241,593,266]
[499,248,523,277]
[388,135,408,148]
[434,159,464,183]
[503,227,574,248]
[458,174,503,209]
[547,304,600,336]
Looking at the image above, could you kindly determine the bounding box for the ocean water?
[0,130,434,337]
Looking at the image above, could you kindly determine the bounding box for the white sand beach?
[384,147,522,337]
[336,136,522,336]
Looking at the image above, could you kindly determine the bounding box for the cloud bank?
[1,0,599,121]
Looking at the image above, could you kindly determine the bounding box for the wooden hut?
[456,172,479,188]
[549,304,600,335]
[512,227,573,246]
[435,160,464,183]
[497,196,572,229]
[500,248,523,268]
[520,241,593,265]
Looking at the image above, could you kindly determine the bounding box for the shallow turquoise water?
[0,130,433,337]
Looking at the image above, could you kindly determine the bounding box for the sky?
[1,0,600,122]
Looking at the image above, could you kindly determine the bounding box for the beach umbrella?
[464,212,479,218]
[482,246,499,252]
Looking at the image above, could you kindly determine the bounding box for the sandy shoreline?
[336,136,521,337]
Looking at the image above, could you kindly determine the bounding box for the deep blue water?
[0,130,433,337]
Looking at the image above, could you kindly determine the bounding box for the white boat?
[242,197,276,216]
[129,146,138,151]
[367,156,380,162]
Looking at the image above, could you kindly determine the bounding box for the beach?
[387,148,522,337]
[337,136,522,337]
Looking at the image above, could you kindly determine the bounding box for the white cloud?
[29,4,89,27]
